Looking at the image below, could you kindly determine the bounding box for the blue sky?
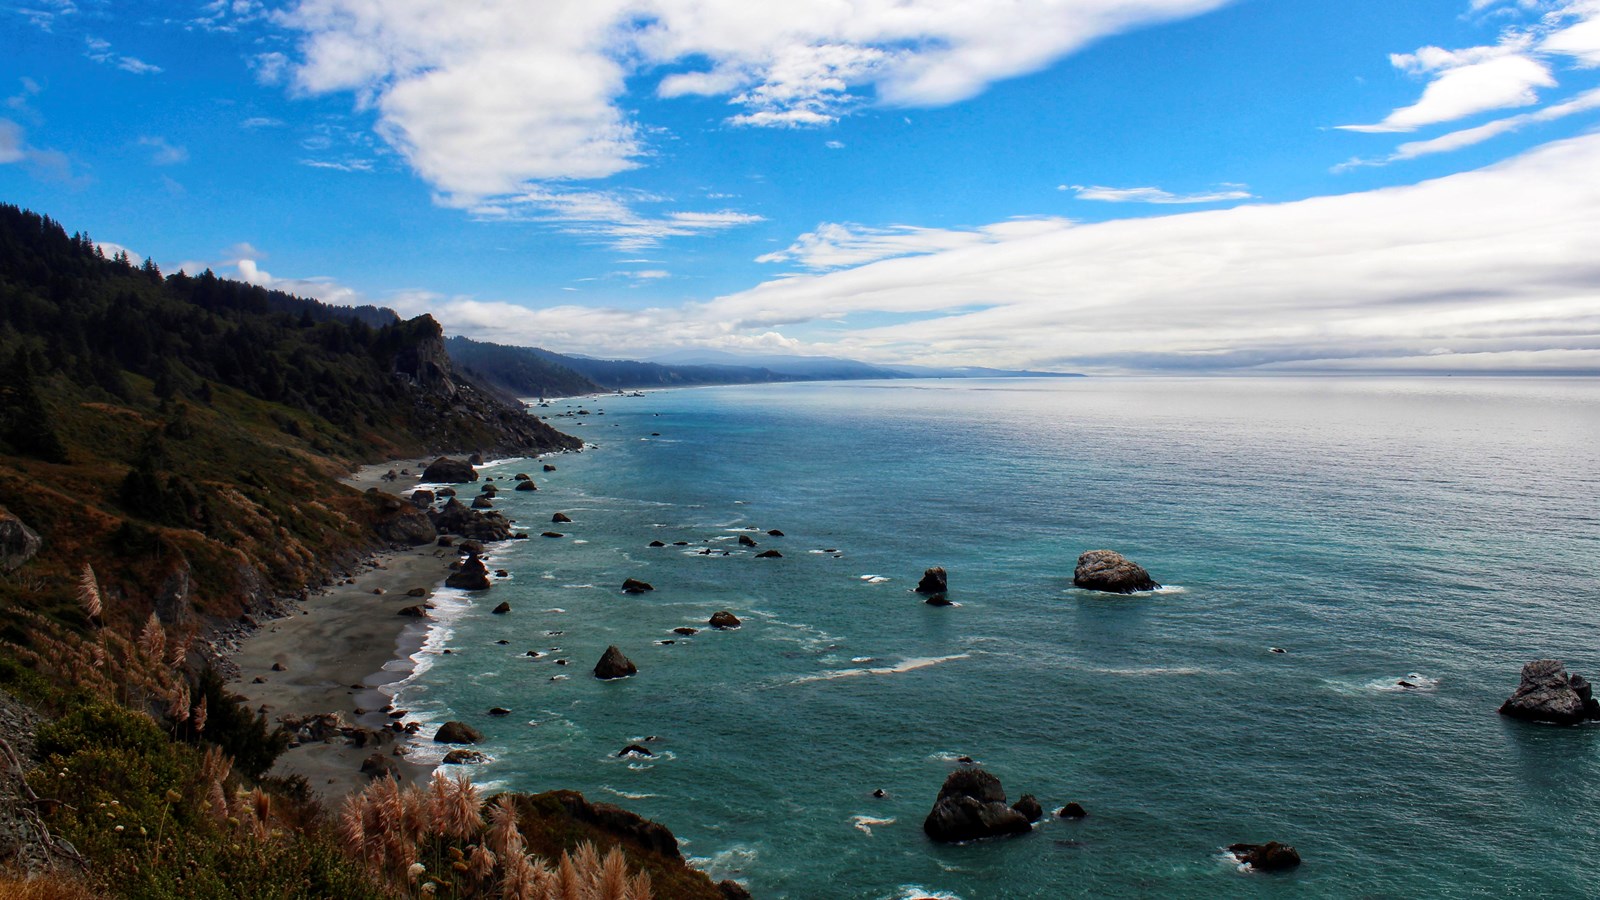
[3,0,1600,372]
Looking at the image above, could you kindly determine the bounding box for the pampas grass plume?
[76,563,102,621]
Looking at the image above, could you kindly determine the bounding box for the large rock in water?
[1073,550,1159,594]
[445,555,491,591]
[594,645,638,680]
[915,567,948,595]
[923,769,1034,843]
[1229,842,1302,872]
[1498,659,1600,725]
[0,511,41,571]
[434,721,484,744]
[422,457,478,483]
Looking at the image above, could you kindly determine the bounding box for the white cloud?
[138,135,188,165]
[407,133,1600,373]
[240,116,285,129]
[272,0,1232,201]
[1064,184,1254,203]
[757,218,1070,270]
[84,36,163,75]
[0,119,23,164]
[467,187,763,250]
[1543,3,1600,65]
[299,157,374,172]
[1340,50,1554,133]
[1339,84,1600,167]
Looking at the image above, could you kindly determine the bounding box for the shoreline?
[229,457,458,799]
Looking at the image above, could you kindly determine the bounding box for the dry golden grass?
[0,872,105,899]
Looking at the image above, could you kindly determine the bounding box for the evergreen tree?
[0,349,68,462]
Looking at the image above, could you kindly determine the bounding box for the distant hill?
[646,349,909,380]
[445,337,799,393]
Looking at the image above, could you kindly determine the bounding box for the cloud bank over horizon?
[374,132,1600,374]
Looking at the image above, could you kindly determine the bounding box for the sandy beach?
[230,459,446,798]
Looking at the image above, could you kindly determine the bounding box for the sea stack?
[1073,550,1159,594]
[1498,659,1600,725]
[594,645,638,680]
[915,567,948,595]
[922,769,1034,843]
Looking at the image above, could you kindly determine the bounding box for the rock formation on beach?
[1073,550,1159,594]
[923,769,1035,843]
[595,645,638,679]
[430,496,514,541]
[422,456,478,483]
[915,566,948,594]
[433,721,484,744]
[445,554,491,591]
[1498,659,1600,725]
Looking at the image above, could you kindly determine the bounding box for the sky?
[3,0,1599,373]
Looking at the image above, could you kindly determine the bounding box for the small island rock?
[1073,550,1159,594]
[1011,794,1044,822]
[915,567,948,595]
[622,578,654,594]
[515,480,537,492]
[492,601,512,614]
[552,512,573,523]
[755,550,782,559]
[1498,659,1600,725]
[922,769,1033,843]
[1057,802,1088,819]
[1229,842,1302,872]
[709,611,741,629]
[594,646,638,680]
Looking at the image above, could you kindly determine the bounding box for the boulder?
[648,541,666,548]
[430,497,514,542]
[492,601,512,614]
[437,536,455,547]
[1498,659,1600,725]
[1012,794,1044,822]
[618,744,654,758]
[767,529,785,537]
[1073,550,1159,594]
[459,540,485,556]
[360,753,400,780]
[543,464,557,472]
[445,556,491,591]
[0,511,42,571]
[755,550,782,559]
[925,594,953,607]
[443,749,487,764]
[542,532,564,538]
[488,707,511,716]
[406,587,428,597]
[515,480,537,492]
[1057,802,1087,819]
[422,457,478,483]
[375,502,437,546]
[915,567,948,595]
[738,534,757,547]
[594,645,638,680]
[471,495,495,510]
[709,611,741,629]
[673,627,698,636]
[480,484,497,497]
[622,578,654,594]
[552,512,573,523]
[467,453,484,465]
[433,721,485,744]
[409,489,435,508]
[923,769,1034,843]
[1228,842,1301,872]
[397,605,429,618]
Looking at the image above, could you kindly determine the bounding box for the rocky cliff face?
[392,316,459,398]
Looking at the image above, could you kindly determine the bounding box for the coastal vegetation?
[0,203,718,896]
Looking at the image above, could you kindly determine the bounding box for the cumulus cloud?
[1063,184,1254,203]
[272,0,1232,201]
[403,133,1600,373]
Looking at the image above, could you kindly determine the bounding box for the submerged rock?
[1499,659,1600,725]
[434,721,484,744]
[738,534,757,547]
[673,627,698,636]
[422,457,478,483]
[648,540,666,548]
[492,601,511,614]
[552,512,573,523]
[1073,550,1159,594]
[515,480,537,492]
[1229,842,1301,872]
[767,529,785,537]
[709,611,741,629]
[544,464,557,472]
[924,594,952,607]
[922,769,1034,843]
[915,567,948,595]
[1057,802,1088,819]
[618,744,654,758]
[594,645,638,680]
[443,749,487,764]
[755,550,782,559]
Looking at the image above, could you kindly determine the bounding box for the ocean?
[387,377,1600,898]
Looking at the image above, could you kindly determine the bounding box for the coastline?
[229,458,449,799]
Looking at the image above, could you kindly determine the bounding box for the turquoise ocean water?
[389,377,1600,898]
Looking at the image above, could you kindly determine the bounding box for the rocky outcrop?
[915,567,948,595]
[0,511,41,571]
[422,457,478,483]
[445,555,491,591]
[430,497,514,541]
[361,753,400,780]
[1073,550,1159,594]
[471,495,495,510]
[622,578,654,594]
[374,498,437,546]
[552,512,572,523]
[738,534,757,547]
[492,601,511,614]
[1229,842,1301,871]
[410,489,435,508]
[515,480,537,492]
[594,645,638,680]
[434,721,485,744]
[709,611,741,629]
[397,605,429,617]
[922,769,1034,843]
[444,749,487,764]
[1498,659,1600,725]
[543,464,557,472]
[618,744,654,758]
[1011,794,1043,822]
[1057,802,1087,819]
[755,550,782,559]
